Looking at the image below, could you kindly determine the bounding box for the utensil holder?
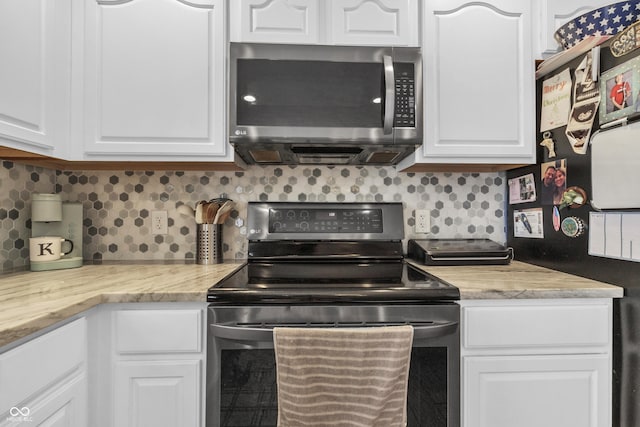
[197,224,222,264]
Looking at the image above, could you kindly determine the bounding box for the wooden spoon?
[195,202,204,224]
[205,202,220,224]
[213,201,235,224]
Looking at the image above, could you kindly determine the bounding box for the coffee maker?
[30,193,83,271]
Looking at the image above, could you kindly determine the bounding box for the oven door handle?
[414,321,459,340]
[211,321,458,343]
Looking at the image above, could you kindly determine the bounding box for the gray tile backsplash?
[1,160,507,273]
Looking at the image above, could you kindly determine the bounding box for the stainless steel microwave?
[229,43,422,165]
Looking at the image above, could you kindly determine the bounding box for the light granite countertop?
[409,260,624,299]
[0,261,623,348]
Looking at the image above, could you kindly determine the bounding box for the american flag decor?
[555,1,640,50]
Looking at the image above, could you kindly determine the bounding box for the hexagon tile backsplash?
[0,160,507,273]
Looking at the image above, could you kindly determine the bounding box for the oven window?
[220,347,448,427]
[236,59,383,128]
[221,350,278,426]
[408,347,448,426]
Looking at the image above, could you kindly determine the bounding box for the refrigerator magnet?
[553,206,561,231]
[561,216,587,238]
[514,208,544,239]
[566,51,599,154]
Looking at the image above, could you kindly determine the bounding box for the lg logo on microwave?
[234,129,248,136]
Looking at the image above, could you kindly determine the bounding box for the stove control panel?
[247,202,403,241]
[268,208,383,233]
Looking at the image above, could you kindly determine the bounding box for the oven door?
[206,304,460,427]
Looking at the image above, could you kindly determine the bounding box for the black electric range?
[207,202,459,304]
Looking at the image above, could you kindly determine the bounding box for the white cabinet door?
[11,374,87,427]
[78,0,231,161]
[229,0,321,44]
[90,303,208,427]
[0,318,87,427]
[113,360,201,427]
[464,355,610,427]
[407,0,535,167]
[0,0,71,157]
[230,0,418,46]
[539,0,614,57]
[329,0,419,46]
[460,299,613,427]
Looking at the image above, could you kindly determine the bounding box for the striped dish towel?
[273,325,414,427]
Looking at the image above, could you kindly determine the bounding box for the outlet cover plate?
[151,210,168,235]
[415,209,430,234]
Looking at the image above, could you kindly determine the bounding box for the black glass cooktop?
[207,261,459,304]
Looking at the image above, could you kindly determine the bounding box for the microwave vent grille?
[366,151,401,164]
[249,150,282,163]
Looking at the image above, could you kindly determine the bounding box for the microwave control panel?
[393,62,415,128]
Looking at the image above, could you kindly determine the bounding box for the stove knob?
[299,221,309,230]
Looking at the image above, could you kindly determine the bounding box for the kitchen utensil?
[216,209,234,225]
[213,201,235,224]
[177,204,195,218]
[209,196,230,204]
[205,202,220,224]
[197,223,222,264]
[195,202,205,224]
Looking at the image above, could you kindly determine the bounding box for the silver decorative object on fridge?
[197,224,222,264]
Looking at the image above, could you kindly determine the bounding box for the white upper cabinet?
[229,0,419,46]
[75,0,231,161]
[329,0,419,46]
[538,0,614,58]
[400,0,535,168]
[0,0,71,157]
[230,0,322,44]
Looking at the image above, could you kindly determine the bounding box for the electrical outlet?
[151,210,168,235]
[415,210,430,234]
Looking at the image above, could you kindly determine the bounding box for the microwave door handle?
[383,55,395,135]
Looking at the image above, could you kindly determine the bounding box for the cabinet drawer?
[114,309,202,354]
[0,318,86,411]
[462,301,611,351]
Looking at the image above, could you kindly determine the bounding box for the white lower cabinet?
[464,355,609,427]
[0,318,88,427]
[460,299,613,427]
[113,360,201,427]
[10,372,87,427]
[89,302,208,427]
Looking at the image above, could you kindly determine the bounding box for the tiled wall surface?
[1,160,507,273]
